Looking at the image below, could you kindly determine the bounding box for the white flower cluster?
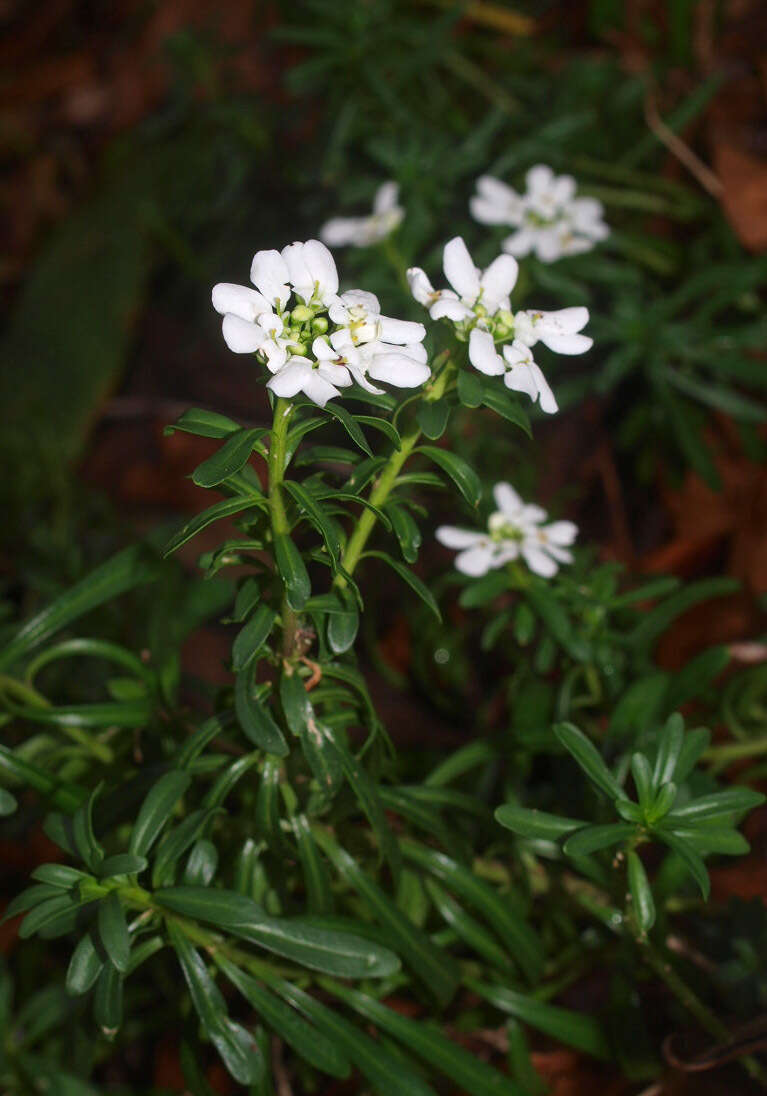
[320,182,404,249]
[212,239,427,407]
[408,237,591,414]
[437,482,577,578]
[471,165,609,263]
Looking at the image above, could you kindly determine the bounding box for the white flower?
[213,239,429,407]
[468,330,558,414]
[407,237,518,324]
[437,482,577,578]
[329,290,426,349]
[470,165,609,263]
[320,182,404,248]
[266,355,352,408]
[513,307,592,355]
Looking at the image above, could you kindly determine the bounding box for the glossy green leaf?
[216,957,350,1078]
[183,838,219,887]
[97,893,131,972]
[326,590,359,654]
[386,501,422,563]
[324,403,373,455]
[235,667,288,756]
[72,788,104,871]
[169,923,263,1084]
[495,804,582,841]
[554,723,623,801]
[418,445,481,508]
[563,823,635,857]
[526,587,589,660]
[292,813,334,914]
[652,713,685,787]
[314,831,457,1006]
[2,883,64,923]
[231,605,276,672]
[97,854,147,879]
[152,809,216,887]
[658,830,710,899]
[401,841,542,983]
[94,961,123,1035]
[480,386,532,434]
[164,497,263,557]
[273,532,311,610]
[157,886,399,977]
[0,788,17,816]
[417,399,451,438]
[192,428,263,488]
[165,407,240,439]
[467,980,610,1059]
[424,878,512,971]
[31,864,90,888]
[0,546,158,672]
[630,754,654,807]
[272,977,437,1096]
[363,550,440,620]
[665,787,764,824]
[129,770,191,857]
[457,371,484,407]
[284,480,341,564]
[627,851,655,933]
[66,932,103,996]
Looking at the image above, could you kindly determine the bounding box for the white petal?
[212,283,269,321]
[469,328,504,376]
[541,306,589,334]
[551,174,576,205]
[250,249,290,308]
[540,331,592,355]
[368,352,430,388]
[221,314,264,354]
[526,164,554,194]
[529,361,558,413]
[430,297,473,322]
[266,360,311,398]
[281,242,313,299]
[312,335,335,361]
[347,366,384,394]
[443,237,480,302]
[317,362,352,387]
[534,228,565,264]
[455,545,496,576]
[479,253,518,310]
[502,227,536,257]
[407,267,435,305]
[503,364,539,403]
[320,217,362,247]
[492,482,524,518]
[373,181,399,214]
[378,315,426,345]
[521,543,558,577]
[303,239,339,300]
[302,372,342,407]
[436,526,484,549]
[543,520,578,546]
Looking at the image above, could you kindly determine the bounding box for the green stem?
[267,397,298,657]
[704,735,767,771]
[335,358,455,586]
[640,938,729,1042]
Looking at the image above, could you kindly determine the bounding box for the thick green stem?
[267,397,298,657]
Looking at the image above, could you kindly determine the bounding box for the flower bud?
[288,341,308,356]
[290,304,313,323]
[311,316,329,334]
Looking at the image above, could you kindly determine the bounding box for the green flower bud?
[496,309,514,327]
[288,341,308,356]
[290,304,313,323]
[311,315,329,334]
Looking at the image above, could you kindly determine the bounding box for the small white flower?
[467,329,559,414]
[320,181,404,248]
[437,482,577,578]
[470,165,609,263]
[407,237,518,324]
[513,307,592,355]
[213,239,429,407]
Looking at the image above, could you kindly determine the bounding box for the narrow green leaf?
[273,532,311,610]
[651,713,685,787]
[424,878,513,971]
[232,605,276,672]
[466,980,610,1059]
[401,841,542,983]
[665,787,765,824]
[192,428,262,488]
[658,830,710,899]
[165,407,241,439]
[164,497,262,557]
[292,813,334,914]
[386,501,422,563]
[272,978,437,1096]
[457,372,484,408]
[480,386,532,434]
[32,864,90,888]
[495,804,582,841]
[152,809,216,887]
[235,667,288,757]
[363,550,440,620]
[97,854,147,879]
[2,883,63,923]
[417,399,451,438]
[66,932,103,996]
[418,445,481,508]
[627,851,655,933]
[314,830,459,1007]
[563,823,636,857]
[326,590,359,654]
[284,480,341,564]
[94,961,123,1036]
[215,957,350,1078]
[97,892,131,973]
[324,403,373,455]
[554,723,623,801]
[0,788,17,816]
[129,770,191,857]
[631,754,654,808]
